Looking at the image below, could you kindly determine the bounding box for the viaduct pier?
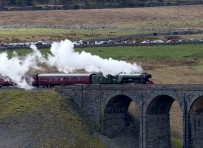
[57,84,203,148]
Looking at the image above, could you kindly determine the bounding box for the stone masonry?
[57,84,203,148]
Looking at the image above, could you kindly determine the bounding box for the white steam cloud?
[0,39,143,89]
[0,45,46,89]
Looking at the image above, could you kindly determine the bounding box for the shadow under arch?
[102,95,139,139]
[146,95,174,115]
[189,95,203,148]
[145,95,182,148]
[104,95,132,114]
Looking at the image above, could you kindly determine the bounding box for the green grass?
[0,48,51,58]
[0,90,58,120]
[0,28,154,42]
[171,137,182,148]
[77,44,203,61]
[0,28,71,38]
[1,44,203,61]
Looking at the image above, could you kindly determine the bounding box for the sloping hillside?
[0,90,105,147]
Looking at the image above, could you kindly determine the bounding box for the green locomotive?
[91,73,153,84]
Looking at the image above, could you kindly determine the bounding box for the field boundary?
[0,2,203,11]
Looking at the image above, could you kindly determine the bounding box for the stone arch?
[189,96,203,116]
[104,95,132,114]
[145,95,182,148]
[146,95,174,115]
[102,95,140,140]
[189,95,203,148]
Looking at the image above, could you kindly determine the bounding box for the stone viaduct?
[57,84,203,148]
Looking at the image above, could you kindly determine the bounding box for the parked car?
[95,41,106,45]
[166,40,176,44]
[73,40,83,46]
[152,40,164,43]
[191,38,200,43]
[141,40,150,44]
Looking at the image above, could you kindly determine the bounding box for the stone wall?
[145,114,171,148]
[190,115,203,148]
[1,2,203,11]
[57,84,203,148]
[102,113,130,138]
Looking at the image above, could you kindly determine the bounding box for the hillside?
[0,90,105,147]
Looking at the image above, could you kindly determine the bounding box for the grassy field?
[0,28,154,42]
[76,44,203,61]
[0,5,202,42]
[0,6,202,28]
[3,44,203,60]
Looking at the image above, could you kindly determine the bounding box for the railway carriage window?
[61,78,63,81]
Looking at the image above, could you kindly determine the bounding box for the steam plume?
[0,39,143,89]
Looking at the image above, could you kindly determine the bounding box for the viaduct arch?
[58,84,203,148]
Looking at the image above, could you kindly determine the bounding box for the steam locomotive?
[0,73,153,87]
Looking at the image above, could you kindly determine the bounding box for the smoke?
[0,45,46,89]
[47,39,142,75]
[0,39,143,89]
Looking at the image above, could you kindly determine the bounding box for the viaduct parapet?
[57,84,203,148]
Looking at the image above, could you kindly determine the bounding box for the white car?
[191,38,200,42]
[152,40,164,43]
[73,40,83,45]
[95,41,106,45]
[141,40,150,44]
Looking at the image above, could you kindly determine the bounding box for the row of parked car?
[0,38,203,49]
[141,38,203,44]
[0,41,53,48]
[75,38,203,46]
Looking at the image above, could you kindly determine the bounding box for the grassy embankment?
[0,90,105,147]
